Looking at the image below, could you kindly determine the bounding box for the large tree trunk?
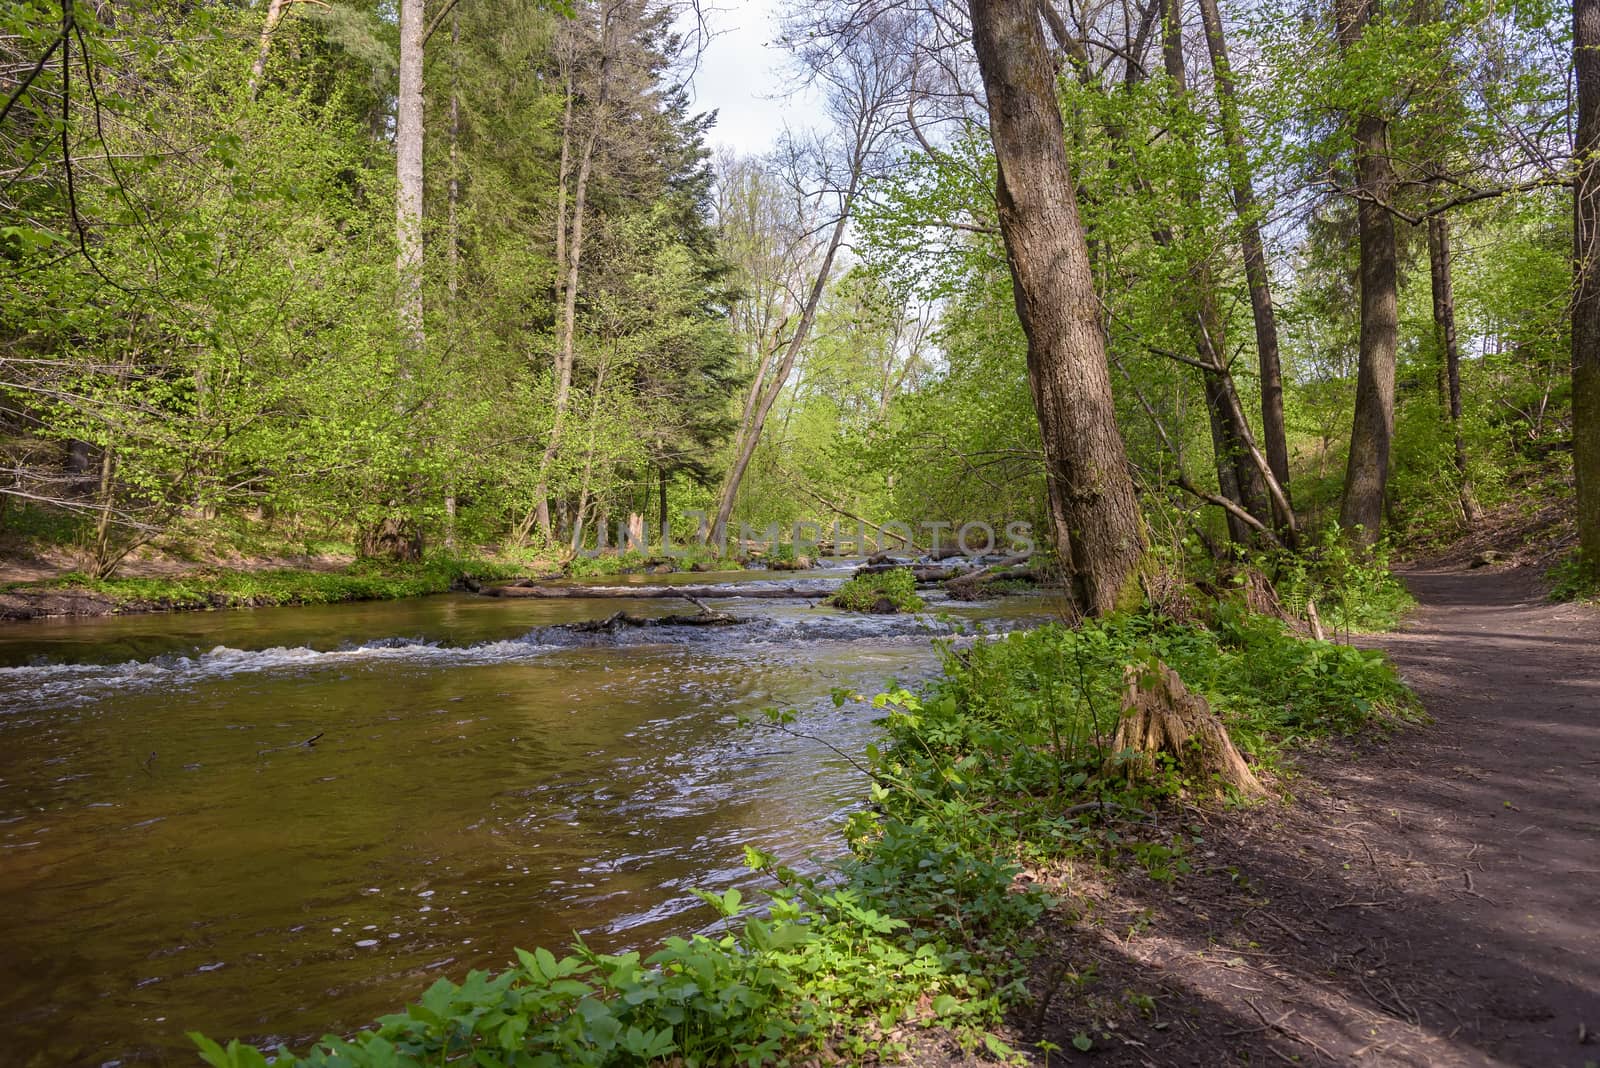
[1576,0,1600,579]
[970,0,1146,616]
[1195,0,1292,515]
[1336,0,1399,544]
[1426,216,1481,526]
[395,0,425,349]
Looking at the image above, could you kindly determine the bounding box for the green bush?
[854,609,1416,873]
[566,551,649,578]
[1548,550,1600,603]
[829,569,925,613]
[1263,526,1415,632]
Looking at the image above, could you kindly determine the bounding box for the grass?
[3,556,529,611]
[192,595,1414,1068]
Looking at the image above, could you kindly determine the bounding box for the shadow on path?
[1010,567,1599,1067]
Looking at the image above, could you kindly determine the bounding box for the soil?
[919,564,1598,1067]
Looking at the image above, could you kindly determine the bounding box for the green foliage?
[852,609,1414,883]
[565,552,650,579]
[1547,551,1600,603]
[1263,528,1416,632]
[829,569,925,613]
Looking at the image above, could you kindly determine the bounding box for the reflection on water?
[0,585,1053,1065]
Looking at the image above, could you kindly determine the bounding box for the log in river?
[481,582,838,599]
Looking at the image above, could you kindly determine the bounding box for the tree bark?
[1195,0,1292,513]
[443,5,461,548]
[1336,0,1399,544]
[1576,0,1600,579]
[396,0,426,350]
[970,0,1146,616]
[1426,216,1481,526]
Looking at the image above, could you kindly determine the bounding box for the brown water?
[0,573,1050,1066]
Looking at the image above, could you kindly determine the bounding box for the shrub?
[565,551,649,578]
[1548,551,1600,603]
[830,569,925,613]
[1263,526,1415,632]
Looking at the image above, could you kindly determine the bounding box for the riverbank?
[0,558,545,621]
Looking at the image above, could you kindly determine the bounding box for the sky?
[682,0,822,157]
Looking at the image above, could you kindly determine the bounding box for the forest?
[0,0,1597,1065]
[0,0,1588,593]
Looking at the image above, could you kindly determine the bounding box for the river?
[0,569,1053,1066]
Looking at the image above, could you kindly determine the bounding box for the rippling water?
[0,577,1053,1065]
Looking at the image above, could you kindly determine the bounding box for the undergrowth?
[566,545,734,578]
[193,598,1413,1068]
[1257,526,1414,632]
[1547,550,1600,603]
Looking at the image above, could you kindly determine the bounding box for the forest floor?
[930,563,1598,1067]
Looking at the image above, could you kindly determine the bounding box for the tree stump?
[1105,660,1265,797]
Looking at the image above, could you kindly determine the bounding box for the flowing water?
[0,570,1053,1066]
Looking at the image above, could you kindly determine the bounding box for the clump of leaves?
[830,568,925,613]
[1547,551,1599,603]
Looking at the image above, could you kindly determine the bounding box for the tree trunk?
[658,466,669,539]
[1576,0,1600,579]
[395,0,425,350]
[1336,0,1399,545]
[1195,0,1292,514]
[970,0,1146,616]
[1426,216,1481,526]
[443,5,461,549]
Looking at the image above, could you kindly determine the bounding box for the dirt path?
[1016,566,1599,1066]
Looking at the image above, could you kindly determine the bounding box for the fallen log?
[567,608,743,632]
[945,553,1034,600]
[480,582,835,600]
